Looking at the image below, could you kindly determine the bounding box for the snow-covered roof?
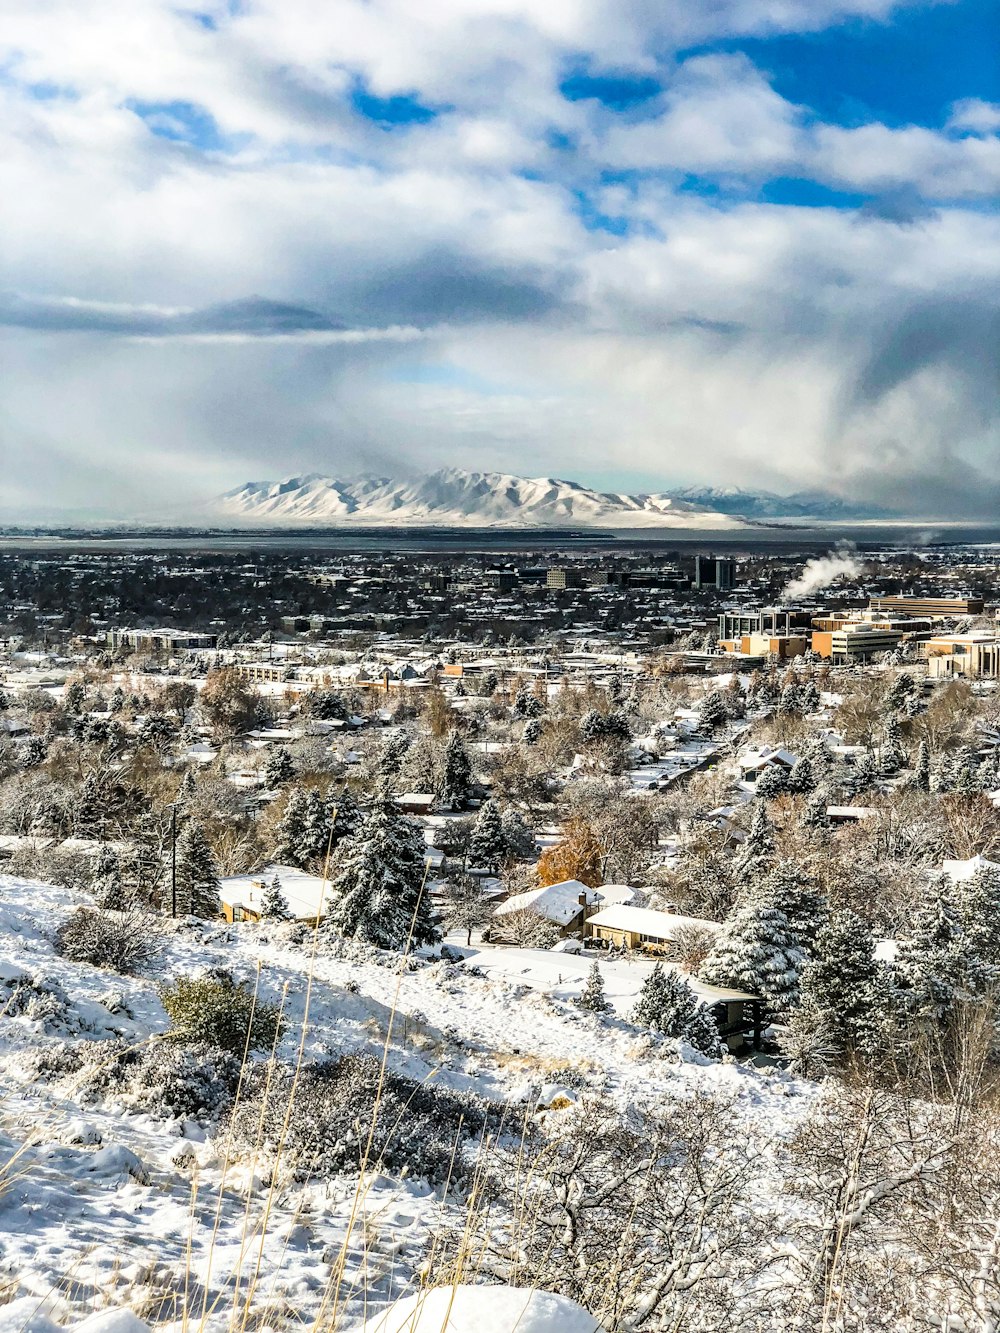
[586,904,721,941]
[218,864,331,920]
[942,854,1000,882]
[737,744,797,771]
[494,879,595,925]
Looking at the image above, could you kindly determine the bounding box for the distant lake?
[1,522,1000,554]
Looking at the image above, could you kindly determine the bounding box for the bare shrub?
[55,906,161,974]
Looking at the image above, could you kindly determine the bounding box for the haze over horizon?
[1,0,998,521]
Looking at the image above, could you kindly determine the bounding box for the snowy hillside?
[213,469,755,529]
[0,875,801,1332]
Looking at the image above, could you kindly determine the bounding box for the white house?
[218,864,332,924]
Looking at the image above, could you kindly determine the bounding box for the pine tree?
[786,756,816,794]
[441,730,474,810]
[580,708,606,743]
[735,802,774,874]
[697,690,728,734]
[300,789,333,868]
[789,910,882,1068]
[700,903,806,1016]
[500,805,535,859]
[264,746,295,788]
[175,821,221,919]
[522,718,542,746]
[330,788,362,845]
[577,962,611,1015]
[778,683,802,714]
[260,874,292,921]
[467,800,508,873]
[274,789,309,868]
[800,680,821,713]
[378,731,411,780]
[630,964,722,1057]
[893,880,970,1029]
[759,860,827,950]
[92,848,129,910]
[179,767,197,801]
[956,864,1000,978]
[326,800,438,950]
[754,764,788,801]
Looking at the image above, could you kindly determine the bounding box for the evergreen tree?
[786,756,816,794]
[580,708,605,743]
[700,903,806,1016]
[956,864,1000,978]
[92,847,129,910]
[330,788,363,845]
[175,821,221,918]
[326,800,438,950]
[880,716,905,776]
[441,730,474,810]
[179,767,197,801]
[697,690,728,734]
[800,680,821,713]
[577,962,611,1015]
[778,683,802,714]
[260,874,292,921]
[789,910,882,1068]
[378,730,411,780]
[603,708,632,741]
[893,881,970,1029]
[759,860,827,950]
[735,802,774,874]
[849,750,879,794]
[500,805,535,860]
[754,764,788,800]
[300,789,333,867]
[264,746,295,788]
[522,718,542,746]
[274,788,309,868]
[467,799,508,873]
[630,964,721,1057]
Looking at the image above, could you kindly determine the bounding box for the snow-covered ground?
[0,877,807,1330]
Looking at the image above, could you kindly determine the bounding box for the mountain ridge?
[214,468,893,529]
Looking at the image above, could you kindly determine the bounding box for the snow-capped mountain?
[668,486,894,521]
[215,469,754,529]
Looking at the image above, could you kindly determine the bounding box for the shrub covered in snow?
[159,969,284,1055]
[74,1037,241,1121]
[229,1052,496,1185]
[55,907,161,975]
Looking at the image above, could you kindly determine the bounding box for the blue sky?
[0,0,997,517]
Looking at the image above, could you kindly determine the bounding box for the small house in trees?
[491,879,599,938]
[218,863,332,923]
[585,904,721,954]
[737,745,797,784]
[943,854,1000,882]
[826,805,876,825]
[394,792,437,815]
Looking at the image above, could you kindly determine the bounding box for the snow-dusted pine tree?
[892,880,970,1029]
[758,860,827,949]
[914,738,931,791]
[326,800,438,950]
[175,820,222,919]
[786,756,816,794]
[274,789,309,867]
[577,961,611,1014]
[956,863,1000,977]
[440,730,474,810]
[330,788,362,846]
[264,746,295,788]
[630,963,721,1056]
[260,874,292,921]
[697,690,728,734]
[467,799,508,873]
[699,903,806,1016]
[754,764,788,801]
[788,909,882,1069]
[735,802,775,874]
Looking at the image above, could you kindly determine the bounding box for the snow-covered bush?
[55,907,161,975]
[1,969,71,1029]
[229,1053,496,1185]
[159,969,284,1056]
[74,1037,241,1121]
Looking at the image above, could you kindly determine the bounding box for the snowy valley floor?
[0,877,810,1331]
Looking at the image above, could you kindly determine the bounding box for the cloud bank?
[0,0,997,519]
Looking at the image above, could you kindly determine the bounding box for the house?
[585,904,720,954]
[218,864,332,923]
[492,879,598,936]
[942,854,1000,882]
[826,805,875,825]
[394,792,437,815]
[737,744,797,782]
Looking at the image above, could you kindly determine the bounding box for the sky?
[0,0,998,520]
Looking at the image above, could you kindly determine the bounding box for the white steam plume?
[781,544,863,601]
